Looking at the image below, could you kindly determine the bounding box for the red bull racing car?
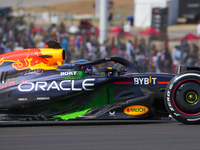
[0,41,200,124]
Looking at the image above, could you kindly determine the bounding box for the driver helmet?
[83,65,93,75]
[74,59,93,75]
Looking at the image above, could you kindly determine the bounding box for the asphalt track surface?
[1,119,200,150]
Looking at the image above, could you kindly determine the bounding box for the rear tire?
[164,71,200,124]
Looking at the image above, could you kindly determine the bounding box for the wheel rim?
[173,79,200,115]
[185,91,198,104]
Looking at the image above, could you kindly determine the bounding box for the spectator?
[135,51,147,72]
[172,45,181,72]
[162,47,172,73]
[182,42,190,64]
[85,37,93,60]
[5,43,12,53]
[0,47,4,54]
[14,42,23,51]
[1,41,7,53]
[99,40,108,58]
[61,35,68,51]
[119,44,127,59]
[197,20,200,36]
[186,44,199,67]
[151,49,161,73]
[74,35,81,58]
[38,39,46,48]
[85,37,98,61]
[126,40,135,62]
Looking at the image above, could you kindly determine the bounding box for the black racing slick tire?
[164,71,200,124]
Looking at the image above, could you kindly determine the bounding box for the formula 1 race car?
[0,41,200,124]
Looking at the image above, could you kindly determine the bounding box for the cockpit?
[57,57,140,77]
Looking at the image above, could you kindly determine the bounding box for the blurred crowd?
[149,42,199,73]
[0,13,199,74]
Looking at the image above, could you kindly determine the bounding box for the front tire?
[164,71,200,124]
